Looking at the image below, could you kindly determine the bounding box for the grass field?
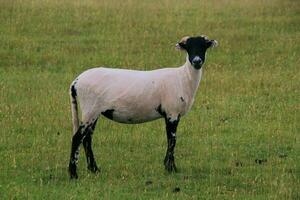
[0,0,299,199]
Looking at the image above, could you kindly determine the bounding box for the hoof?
[164,156,177,172]
[69,163,78,179]
[70,172,78,179]
[88,164,100,173]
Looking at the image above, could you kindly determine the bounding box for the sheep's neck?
[181,56,203,101]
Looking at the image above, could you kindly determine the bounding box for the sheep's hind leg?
[164,115,180,172]
[68,125,87,179]
[83,118,99,173]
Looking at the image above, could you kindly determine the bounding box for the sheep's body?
[72,58,202,127]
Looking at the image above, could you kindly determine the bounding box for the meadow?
[0,0,299,199]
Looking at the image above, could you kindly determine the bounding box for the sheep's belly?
[104,109,162,124]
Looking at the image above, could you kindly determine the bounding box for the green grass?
[0,0,299,199]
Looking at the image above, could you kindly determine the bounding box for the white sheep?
[68,35,218,178]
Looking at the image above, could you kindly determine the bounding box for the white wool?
[73,56,202,124]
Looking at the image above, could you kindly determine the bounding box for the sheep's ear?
[207,39,218,48]
[175,42,186,50]
[176,36,190,51]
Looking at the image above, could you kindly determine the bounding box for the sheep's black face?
[176,36,217,70]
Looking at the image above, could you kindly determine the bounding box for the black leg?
[164,116,180,172]
[83,119,99,173]
[68,125,86,179]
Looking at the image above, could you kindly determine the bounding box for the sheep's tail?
[70,81,79,135]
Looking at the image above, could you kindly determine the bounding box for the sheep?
[68,35,218,179]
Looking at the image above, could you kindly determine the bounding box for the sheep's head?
[176,35,218,69]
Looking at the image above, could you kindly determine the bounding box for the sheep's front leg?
[164,116,180,172]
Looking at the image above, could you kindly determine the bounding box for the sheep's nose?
[192,56,203,65]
